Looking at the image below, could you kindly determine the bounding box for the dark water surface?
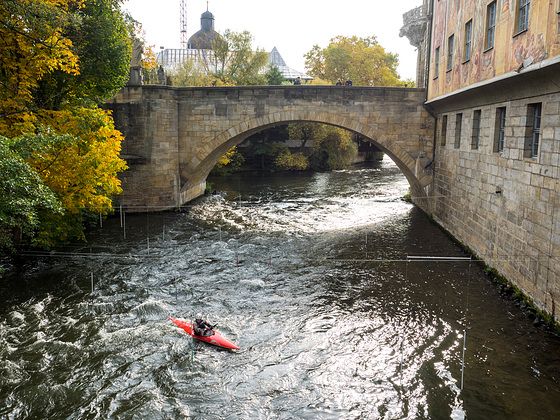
[1,158,560,419]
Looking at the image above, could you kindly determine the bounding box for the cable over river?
[1,157,559,419]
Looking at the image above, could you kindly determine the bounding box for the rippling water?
[1,158,559,419]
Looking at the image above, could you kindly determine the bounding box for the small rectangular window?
[455,113,462,149]
[441,115,448,146]
[494,107,506,153]
[524,103,542,158]
[471,110,481,149]
[486,2,497,50]
[447,35,454,71]
[464,20,473,62]
[518,0,530,33]
[434,47,440,78]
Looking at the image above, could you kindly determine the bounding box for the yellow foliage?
[215,146,237,167]
[136,26,158,73]
[29,107,128,215]
[309,77,331,85]
[274,150,309,171]
[305,35,402,86]
[0,0,82,135]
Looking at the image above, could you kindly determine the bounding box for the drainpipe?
[423,0,437,170]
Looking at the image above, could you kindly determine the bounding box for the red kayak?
[169,317,239,350]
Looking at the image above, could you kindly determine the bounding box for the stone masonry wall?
[106,86,182,210]
[430,68,560,322]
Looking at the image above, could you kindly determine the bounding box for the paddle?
[191,316,194,364]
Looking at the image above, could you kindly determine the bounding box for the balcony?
[400,4,429,48]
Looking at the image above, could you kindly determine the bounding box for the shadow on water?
[1,159,560,419]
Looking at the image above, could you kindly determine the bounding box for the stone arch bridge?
[105,85,435,212]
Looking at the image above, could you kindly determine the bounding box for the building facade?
[403,0,560,321]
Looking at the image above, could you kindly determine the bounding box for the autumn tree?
[39,0,132,107]
[304,35,403,87]
[288,123,357,171]
[0,0,80,135]
[0,0,130,250]
[273,148,309,171]
[287,122,327,152]
[209,146,245,175]
[311,127,358,170]
[135,26,160,84]
[242,123,357,172]
[170,58,215,87]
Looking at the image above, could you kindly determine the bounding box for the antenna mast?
[180,0,187,48]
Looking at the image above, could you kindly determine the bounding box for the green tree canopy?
[314,128,358,170]
[0,135,62,251]
[201,29,269,85]
[170,58,215,87]
[44,0,132,106]
[265,64,285,85]
[287,122,327,152]
[304,35,403,86]
[170,30,281,87]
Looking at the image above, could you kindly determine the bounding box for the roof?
[268,47,313,81]
[188,29,220,50]
[201,10,214,20]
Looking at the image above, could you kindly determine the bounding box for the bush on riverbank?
[213,123,359,174]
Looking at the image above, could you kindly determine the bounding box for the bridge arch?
[183,109,433,212]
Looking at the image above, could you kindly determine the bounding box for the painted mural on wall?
[428,0,560,101]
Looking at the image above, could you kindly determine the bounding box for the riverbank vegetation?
[0,0,133,252]
[210,123,361,175]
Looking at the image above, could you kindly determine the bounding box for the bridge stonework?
[105,85,435,211]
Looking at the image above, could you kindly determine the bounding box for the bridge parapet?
[105,85,435,212]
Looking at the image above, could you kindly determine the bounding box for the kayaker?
[193,313,214,337]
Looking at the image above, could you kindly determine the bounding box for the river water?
[1,157,559,419]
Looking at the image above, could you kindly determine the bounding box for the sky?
[122,0,422,81]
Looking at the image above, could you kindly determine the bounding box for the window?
[441,115,448,146]
[447,35,454,71]
[455,113,462,149]
[524,103,541,158]
[471,110,481,149]
[486,1,496,50]
[434,47,440,78]
[464,20,473,62]
[518,0,530,33]
[494,107,506,153]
